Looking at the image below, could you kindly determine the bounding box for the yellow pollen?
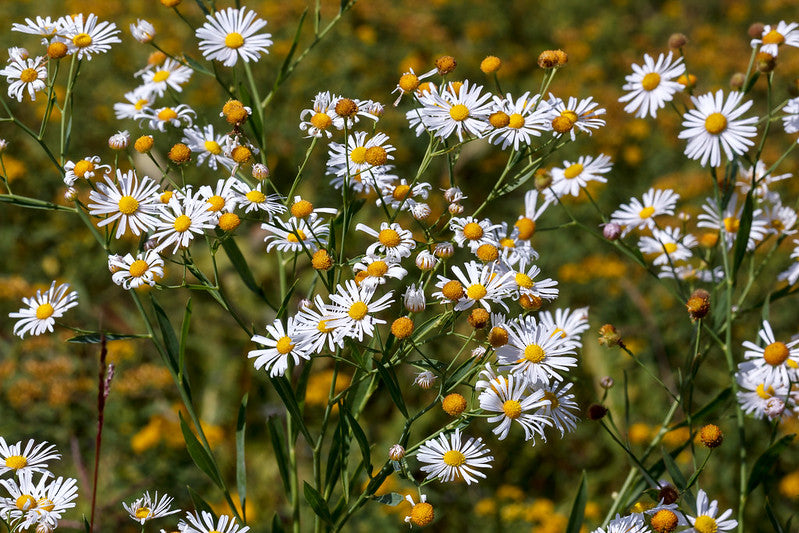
[129,260,149,278]
[772,219,785,231]
[204,140,222,155]
[16,495,36,511]
[543,390,559,408]
[764,341,790,366]
[523,344,546,363]
[563,163,584,179]
[476,244,498,262]
[502,399,522,419]
[378,228,401,248]
[5,455,27,470]
[157,108,178,121]
[560,109,578,123]
[118,195,139,215]
[365,146,388,166]
[489,111,510,128]
[73,159,94,178]
[449,104,470,121]
[466,283,487,300]
[756,383,775,399]
[224,32,245,49]
[515,217,535,239]
[507,113,525,129]
[160,191,174,203]
[317,320,334,333]
[135,507,151,519]
[134,98,149,110]
[151,70,170,83]
[348,301,369,320]
[310,112,332,130]
[366,261,388,277]
[291,200,314,218]
[448,81,463,96]
[463,222,484,240]
[286,229,307,243]
[207,195,225,212]
[246,190,266,203]
[72,33,92,48]
[639,206,655,219]
[349,146,367,164]
[663,242,678,254]
[723,216,740,233]
[218,212,240,231]
[693,515,718,533]
[173,214,192,232]
[19,68,38,83]
[515,272,534,288]
[704,112,728,135]
[37,498,55,512]
[36,303,54,320]
[762,29,785,45]
[410,502,434,527]
[442,450,466,467]
[441,280,464,300]
[398,73,420,92]
[500,237,515,248]
[641,72,661,91]
[392,184,411,200]
[275,336,294,354]
[651,509,678,533]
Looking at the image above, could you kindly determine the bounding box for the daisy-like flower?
[114,86,156,120]
[0,471,78,530]
[299,91,344,138]
[327,280,394,342]
[735,368,791,420]
[152,195,217,254]
[591,514,648,533]
[195,7,272,67]
[777,239,799,285]
[353,254,408,288]
[450,216,503,251]
[696,194,768,251]
[496,222,539,267]
[0,438,60,476]
[741,320,799,386]
[262,214,330,253]
[782,97,799,135]
[294,295,342,354]
[129,19,155,43]
[9,281,78,338]
[233,181,286,217]
[685,490,737,533]
[546,95,607,140]
[136,104,196,131]
[356,222,416,260]
[59,13,121,60]
[327,131,395,178]
[548,153,612,199]
[199,177,241,215]
[514,189,551,241]
[618,52,685,118]
[403,493,434,528]
[0,56,47,102]
[109,250,165,290]
[508,258,558,301]
[762,201,797,236]
[123,491,180,524]
[415,428,493,485]
[609,188,679,236]
[736,160,792,200]
[88,170,161,238]
[449,261,515,311]
[678,90,758,168]
[178,510,250,533]
[249,317,310,377]
[392,66,436,103]
[540,306,590,348]
[63,155,111,186]
[487,91,550,150]
[182,125,236,171]
[478,373,552,441]
[638,226,697,266]
[530,379,580,436]
[139,58,193,97]
[11,16,63,37]
[751,21,799,57]
[377,179,431,211]
[496,315,578,384]
[409,80,493,141]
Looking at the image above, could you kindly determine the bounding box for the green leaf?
[732,189,754,279]
[267,417,291,494]
[661,447,687,490]
[183,53,214,76]
[276,9,307,84]
[83,516,90,533]
[179,412,224,489]
[276,279,299,320]
[374,358,408,417]
[187,485,217,518]
[216,229,277,310]
[272,513,285,533]
[747,433,795,495]
[303,481,332,524]
[271,376,313,443]
[343,405,372,477]
[444,358,482,391]
[152,297,179,374]
[565,471,587,533]
[765,498,785,533]
[67,332,148,343]
[180,297,192,376]
[236,394,248,515]
[374,493,404,506]
[324,422,343,492]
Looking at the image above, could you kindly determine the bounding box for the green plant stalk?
[242,60,267,163]
[59,53,79,165]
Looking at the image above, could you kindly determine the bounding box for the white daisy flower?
[152,195,217,254]
[9,281,78,338]
[735,368,791,420]
[0,438,60,476]
[327,280,394,342]
[530,379,580,436]
[63,155,110,186]
[249,317,311,377]
[326,131,395,178]
[139,58,193,97]
[736,160,792,199]
[685,490,737,533]
[403,493,433,527]
[0,471,78,530]
[546,94,606,140]
[778,238,799,285]
[450,216,503,251]
[328,96,381,127]
[409,80,493,141]
[751,21,799,57]
[262,214,330,253]
[178,510,250,533]
[129,19,155,44]
[294,295,342,354]
[506,258,558,301]
[696,194,768,251]
[232,181,285,216]
[415,428,493,485]
[638,226,697,266]
[59,13,121,60]
[377,179,431,211]
[353,254,408,288]
[591,514,648,533]
[487,91,550,150]
[740,320,799,387]
[678,90,758,168]
[392,66,436,102]
[299,91,344,138]
[782,96,799,135]
[0,56,47,102]
[123,491,180,524]
[109,250,165,290]
[449,261,515,311]
[114,86,156,120]
[195,7,272,67]
[478,373,552,442]
[356,222,416,260]
[514,189,551,241]
[88,170,161,238]
[199,177,241,215]
[548,153,612,199]
[181,125,236,171]
[496,223,539,268]
[762,202,797,236]
[540,306,590,348]
[136,104,196,132]
[609,188,679,236]
[618,52,685,118]
[496,315,578,384]
[11,16,63,37]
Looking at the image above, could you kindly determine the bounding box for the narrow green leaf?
[689,387,732,423]
[267,417,291,494]
[277,9,307,83]
[444,359,481,391]
[187,485,217,518]
[152,297,179,374]
[324,423,343,492]
[236,394,248,514]
[0,193,76,211]
[374,358,408,417]
[747,433,795,495]
[661,447,687,490]
[565,471,587,533]
[732,190,754,279]
[183,53,214,76]
[83,516,90,533]
[374,493,404,506]
[276,279,299,320]
[180,297,192,374]
[303,481,332,524]
[765,498,785,533]
[343,405,372,477]
[67,332,148,343]
[272,513,285,533]
[179,412,223,489]
[271,376,313,443]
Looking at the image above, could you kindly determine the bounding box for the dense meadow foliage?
[1,0,799,532]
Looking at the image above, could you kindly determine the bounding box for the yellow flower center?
[764,341,790,366]
[73,159,94,178]
[489,111,510,128]
[72,33,92,48]
[151,70,170,83]
[246,190,266,204]
[37,498,55,512]
[756,383,775,399]
[16,494,36,511]
[693,515,718,533]
[392,184,411,201]
[560,109,578,123]
[134,98,149,110]
[160,191,174,203]
[317,320,334,333]
[365,146,388,167]
[348,301,369,320]
[500,237,515,248]
[663,242,678,254]
[157,108,178,121]
[286,229,307,243]
[224,32,245,49]
[523,344,546,363]
[463,222,484,240]
[310,112,332,130]
[349,146,367,164]
[207,195,225,212]
[507,113,525,129]
[442,449,466,467]
[218,212,240,231]
[441,280,464,300]
[5,455,27,470]
[515,272,534,289]
[651,509,678,533]
[410,502,434,527]
[639,206,655,219]
[129,260,149,278]
[275,336,294,354]
[173,214,192,233]
[502,399,522,419]
[723,216,740,233]
[515,217,535,240]
[449,104,470,121]
[398,73,420,92]
[19,68,38,83]
[204,140,222,155]
[378,228,401,248]
[366,261,389,277]
[543,390,559,408]
[291,200,314,218]
[466,283,487,300]
[762,29,785,45]
[563,163,584,180]
[135,507,151,519]
[118,195,139,215]
[36,303,54,320]
[705,112,728,135]
[641,72,661,91]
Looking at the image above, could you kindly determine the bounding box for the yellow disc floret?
[365,146,388,166]
[129,260,149,278]
[449,104,470,121]
[118,195,139,215]
[275,336,294,354]
[704,112,728,135]
[442,393,467,416]
[19,68,38,83]
[563,163,584,180]
[349,146,367,164]
[639,206,655,219]
[291,200,314,218]
[466,283,487,300]
[218,212,240,232]
[391,317,414,339]
[409,501,434,527]
[173,215,192,233]
[5,455,27,470]
[310,112,332,130]
[489,111,510,128]
[246,190,266,204]
[224,32,245,49]
[378,228,401,248]
[72,33,92,48]
[523,344,546,363]
[764,341,790,366]
[502,399,522,419]
[462,222,484,240]
[441,280,464,301]
[348,301,369,320]
[641,72,661,91]
[442,449,466,467]
[507,113,525,129]
[693,515,718,533]
[36,303,54,320]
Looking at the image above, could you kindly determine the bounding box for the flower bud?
[748,22,765,39]
[434,242,454,259]
[698,424,723,448]
[686,289,710,320]
[252,163,269,180]
[765,397,785,419]
[600,376,615,389]
[448,203,464,215]
[435,55,457,75]
[414,370,437,390]
[108,130,130,150]
[587,403,608,420]
[442,393,467,416]
[603,222,622,241]
[389,444,406,461]
[415,250,438,271]
[729,72,746,90]
[533,169,552,190]
[404,284,426,313]
[598,324,623,347]
[668,33,688,48]
[480,55,502,74]
[467,308,490,329]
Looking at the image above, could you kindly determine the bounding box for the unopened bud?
[698,424,723,448]
[435,55,457,75]
[448,203,464,215]
[668,33,688,48]
[658,482,679,505]
[598,324,623,347]
[600,376,615,389]
[748,22,766,39]
[730,72,746,90]
[467,308,490,329]
[765,397,785,419]
[534,169,553,191]
[252,163,269,180]
[389,444,406,461]
[686,289,710,320]
[756,52,776,73]
[603,222,622,241]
